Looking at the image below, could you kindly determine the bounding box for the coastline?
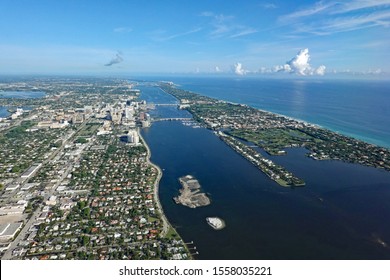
[159,83,390,172]
[173,83,389,149]
[138,84,390,259]
[137,128,169,237]
[138,128,194,259]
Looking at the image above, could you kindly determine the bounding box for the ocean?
[138,80,390,260]
[165,77,390,148]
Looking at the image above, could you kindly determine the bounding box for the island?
[159,82,390,188]
[206,217,225,230]
[174,175,211,208]
[217,131,305,187]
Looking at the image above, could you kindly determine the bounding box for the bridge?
[153,117,193,122]
[150,103,178,107]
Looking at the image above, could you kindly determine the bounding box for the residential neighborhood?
[0,78,189,260]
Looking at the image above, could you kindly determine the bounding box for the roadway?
[1,117,91,259]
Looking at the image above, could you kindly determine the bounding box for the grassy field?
[78,123,100,136]
[229,128,315,154]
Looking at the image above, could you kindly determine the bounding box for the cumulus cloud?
[104,52,123,67]
[315,65,326,76]
[259,67,272,74]
[233,62,247,75]
[287,48,311,75]
[275,48,326,76]
[273,64,291,73]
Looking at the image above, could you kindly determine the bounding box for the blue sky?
[0,0,389,76]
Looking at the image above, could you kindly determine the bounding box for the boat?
[206,217,225,230]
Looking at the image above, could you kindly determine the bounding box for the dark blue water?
[0,91,44,117]
[139,83,390,260]
[0,91,45,99]
[0,106,32,118]
[154,77,390,148]
[142,122,390,260]
[138,85,192,119]
[0,107,9,118]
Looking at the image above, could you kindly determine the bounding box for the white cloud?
[367,68,383,74]
[230,28,258,38]
[275,48,326,76]
[233,62,247,75]
[261,3,278,9]
[152,28,202,41]
[200,11,214,17]
[319,10,390,33]
[335,0,390,14]
[287,48,311,75]
[215,66,221,72]
[114,27,132,33]
[201,12,257,39]
[279,0,390,34]
[273,64,291,73]
[259,67,272,73]
[315,65,326,75]
[279,2,335,22]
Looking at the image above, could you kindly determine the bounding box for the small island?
[206,217,225,230]
[173,175,211,208]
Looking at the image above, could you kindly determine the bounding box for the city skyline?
[0,0,389,76]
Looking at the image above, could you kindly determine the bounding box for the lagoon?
[139,83,390,259]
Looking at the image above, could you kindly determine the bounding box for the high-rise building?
[127,130,139,144]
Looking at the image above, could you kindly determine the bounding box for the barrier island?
[160,83,390,188]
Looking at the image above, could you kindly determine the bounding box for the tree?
[82,236,90,246]
[75,137,88,144]
[82,207,91,218]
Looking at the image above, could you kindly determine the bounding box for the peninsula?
[160,83,390,186]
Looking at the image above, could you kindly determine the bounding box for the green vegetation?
[0,119,64,180]
[160,83,215,103]
[229,128,315,155]
[75,137,88,144]
[0,78,190,260]
[50,140,62,148]
[165,226,179,239]
[219,133,305,187]
[4,120,35,138]
[161,83,390,180]
[31,132,188,260]
[79,123,100,136]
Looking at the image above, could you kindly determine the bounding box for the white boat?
[206,217,225,230]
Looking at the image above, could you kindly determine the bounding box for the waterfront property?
[160,82,390,173]
[0,78,189,260]
[141,82,390,260]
